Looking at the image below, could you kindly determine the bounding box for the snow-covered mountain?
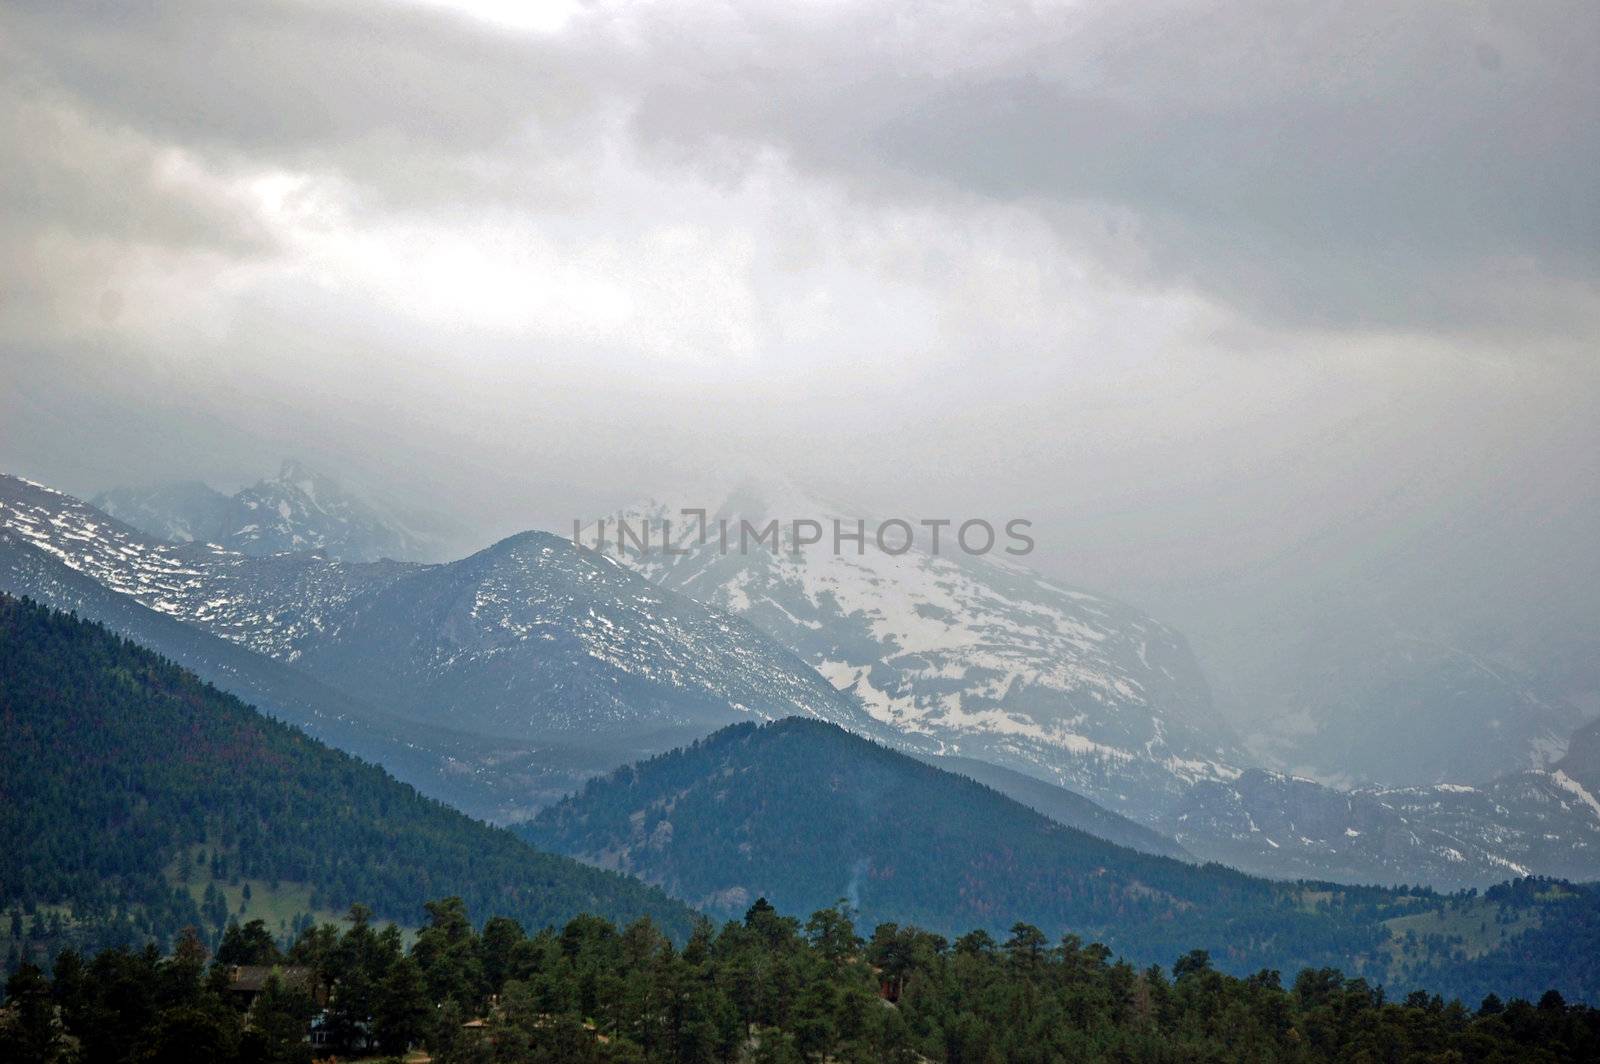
[581,480,1600,887]
[89,479,233,545]
[0,474,871,745]
[8,470,1600,888]
[1165,767,1600,890]
[582,483,1243,822]
[288,529,878,739]
[94,460,438,562]
[0,518,581,822]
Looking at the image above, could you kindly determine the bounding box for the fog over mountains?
[1252,634,1584,788]
[94,460,441,562]
[6,465,1599,891]
[5,0,1596,788]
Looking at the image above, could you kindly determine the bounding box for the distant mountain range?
[1165,767,1600,887]
[0,594,697,958]
[2,475,868,742]
[4,470,1600,890]
[521,717,1600,1003]
[94,460,439,562]
[0,516,642,822]
[582,483,1600,889]
[585,486,1243,825]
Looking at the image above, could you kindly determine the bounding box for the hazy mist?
[3,0,1596,734]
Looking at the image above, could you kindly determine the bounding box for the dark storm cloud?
[610,0,1599,332]
[4,0,1595,333]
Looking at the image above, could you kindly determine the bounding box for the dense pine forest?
[5,896,1600,1063]
[0,594,696,961]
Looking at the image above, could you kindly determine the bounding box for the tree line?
[4,895,1598,1063]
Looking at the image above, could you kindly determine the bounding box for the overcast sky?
[2,0,1596,722]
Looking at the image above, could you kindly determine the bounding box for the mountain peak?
[277,457,312,481]
[473,528,600,570]
[271,458,338,500]
[585,481,1242,824]
[92,463,436,562]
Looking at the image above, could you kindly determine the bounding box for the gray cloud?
[6,1,1595,332]
[609,0,1599,332]
[5,2,552,150]
[1,0,1597,728]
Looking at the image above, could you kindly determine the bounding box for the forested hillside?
[0,595,697,963]
[524,718,1600,1004]
[921,753,1190,858]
